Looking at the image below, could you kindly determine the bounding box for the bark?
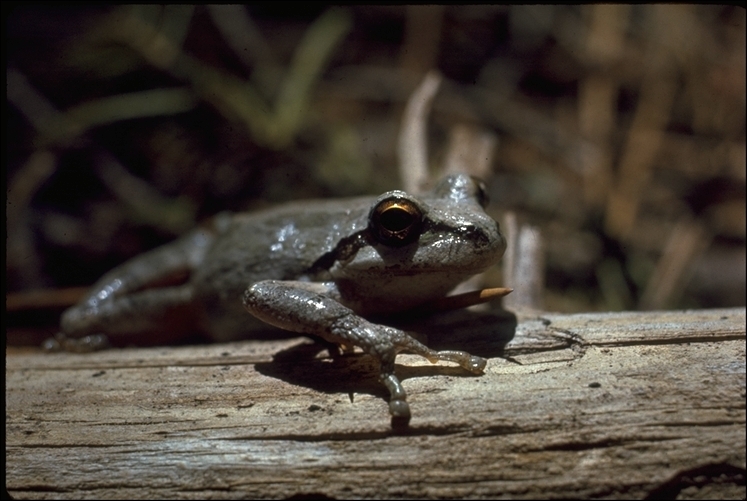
[6,307,745,499]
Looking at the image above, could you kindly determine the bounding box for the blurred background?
[6,5,746,342]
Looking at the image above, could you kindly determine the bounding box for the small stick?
[398,71,442,194]
[419,287,513,313]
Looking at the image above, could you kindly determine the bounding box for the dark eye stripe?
[305,230,369,275]
[424,221,492,248]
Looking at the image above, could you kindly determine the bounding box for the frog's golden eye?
[369,196,424,247]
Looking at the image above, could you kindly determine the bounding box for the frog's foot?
[42,332,110,353]
[244,282,487,428]
[366,328,488,428]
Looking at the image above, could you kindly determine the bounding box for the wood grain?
[6,307,746,499]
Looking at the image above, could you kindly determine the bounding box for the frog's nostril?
[457,224,489,246]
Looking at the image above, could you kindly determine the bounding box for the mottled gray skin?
[60,174,506,426]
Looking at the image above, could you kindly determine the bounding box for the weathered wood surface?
[6,307,746,499]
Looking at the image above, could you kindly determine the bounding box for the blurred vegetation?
[7,5,746,316]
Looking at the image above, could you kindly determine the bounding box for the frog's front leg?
[243,280,487,427]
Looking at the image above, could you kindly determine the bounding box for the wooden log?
[6,307,746,499]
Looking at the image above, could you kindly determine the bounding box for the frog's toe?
[467,355,487,373]
[389,400,411,430]
[391,414,411,431]
[42,335,63,352]
[389,399,410,417]
[74,334,110,352]
[42,332,110,353]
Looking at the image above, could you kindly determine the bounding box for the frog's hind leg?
[60,285,198,343]
[74,227,213,309]
[55,228,214,350]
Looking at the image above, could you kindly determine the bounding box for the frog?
[56,173,507,426]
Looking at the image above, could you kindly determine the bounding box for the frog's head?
[329,174,506,315]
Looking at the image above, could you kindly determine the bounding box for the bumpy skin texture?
[59,174,505,426]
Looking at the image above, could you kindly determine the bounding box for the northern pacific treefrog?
[58,173,507,425]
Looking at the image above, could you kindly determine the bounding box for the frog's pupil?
[381,206,414,232]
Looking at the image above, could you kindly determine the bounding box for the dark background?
[6,5,745,332]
